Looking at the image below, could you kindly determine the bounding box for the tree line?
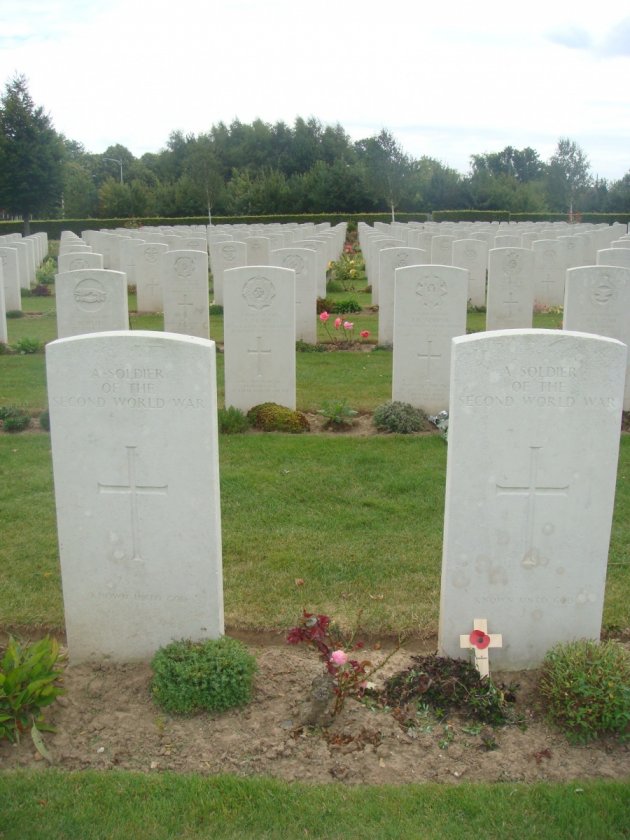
[1,73,629,230]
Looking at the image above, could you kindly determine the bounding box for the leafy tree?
[184,134,226,221]
[606,172,630,212]
[356,129,413,220]
[547,137,592,215]
[0,74,65,232]
[470,146,544,183]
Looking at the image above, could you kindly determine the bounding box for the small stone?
[150,761,159,770]
[96,746,105,754]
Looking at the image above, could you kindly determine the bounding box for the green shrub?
[317,399,358,428]
[0,636,64,744]
[331,298,362,314]
[6,309,23,318]
[539,639,630,744]
[36,258,57,285]
[151,637,257,715]
[247,402,310,433]
[209,304,223,315]
[31,284,51,297]
[39,409,50,432]
[1,406,31,433]
[296,340,326,353]
[218,406,250,434]
[12,337,43,354]
[373,401,428,434]
[326,280,344,293]
[317,297,335,315]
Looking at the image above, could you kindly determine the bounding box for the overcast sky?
[1,0,629,181]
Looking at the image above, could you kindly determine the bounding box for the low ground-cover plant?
[539,639,630,743]
[39,409,50,432]
[373,401,428,434]
[0,635,64,754]
[6,310,23,319]
[375,654,518,727]
[12,337,43,355]
[0,405,31,433]
[151,637,257,715]
[36,258,57,286]
[31,284,51,297]
[247,402,310,433]
[317,399,358,429]
[218,406,250,434]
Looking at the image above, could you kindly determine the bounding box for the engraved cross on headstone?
[417,340,442,379]
[98,445,168,562]
[496,445,569,567]
[177,291,194,326]
[247,336,271,378]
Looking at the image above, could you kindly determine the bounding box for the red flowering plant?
[287,611,372,714]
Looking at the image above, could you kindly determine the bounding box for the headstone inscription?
[438,329,626,669]
[486,247,534,331]
[46,331,224,663]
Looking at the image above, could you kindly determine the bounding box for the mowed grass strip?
[1,434,629,635]
[0,771,628,840]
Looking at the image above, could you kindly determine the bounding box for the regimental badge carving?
[174,256,195,278]
[73,277,107,311]
[503,250,522,279]
[589,273,621,306]
[222,244,236,262]
[283,255,305,274]
[415,275,448,308]
[394,252,410,268]
[242,276,275,309]
[145,246,160,263]
[464,246,477,260]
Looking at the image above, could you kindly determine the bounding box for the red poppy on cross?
[459,618,502,678]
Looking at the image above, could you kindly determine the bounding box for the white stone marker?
[135,242,168,313]
[378,246,427,346]
[0,247,22,312]
[439,329,626,670]
[46,331,223,663]
[57,252,104,274]
[532,239,566,307]
[0,262,7,343]
[56,269,129,338]
[563,265,630,410]
[270,247,318,343]
[486,248,534,331]
[223,266,296,411]
[392,265,468,412]
[209,240,247,306]
[162,250,210,339]
[452,239,488,308]
[246,236,271,266]
[596,248,630,270]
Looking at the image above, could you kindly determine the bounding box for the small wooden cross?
[459,618,503,678]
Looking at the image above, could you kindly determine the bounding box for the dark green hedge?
[433,210,630,224]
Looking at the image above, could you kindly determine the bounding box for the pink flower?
[330,650,348,666]
[360,330,370,339]
[319,311,330,322]
[334,317,342,329]
[343,321,353,330]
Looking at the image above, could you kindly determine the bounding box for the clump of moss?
[247,402,310,433]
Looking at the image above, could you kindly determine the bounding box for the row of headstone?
[359,221,627,309]
[45,326,626,670]
[0,231,49,344]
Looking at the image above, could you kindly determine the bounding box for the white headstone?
[223,266,296,411]
[378,247,427,346]
[46,331,223,663]
[563,265,630,410]
[56,269,129,338]
[452,239,488,309]
[135,242,168,314]
[0,247,22,312]
[0,262,7,343]
[209,240,247,306]
[532,239,566,307]
[439,329,626,669]
[57,252,104,274]
[270,247,318,343]
[486,248,534,331]
[162,250,210,339]
[392,265,468,412]
[596,248,630,270]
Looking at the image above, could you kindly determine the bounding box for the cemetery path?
[1,643,628,785]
